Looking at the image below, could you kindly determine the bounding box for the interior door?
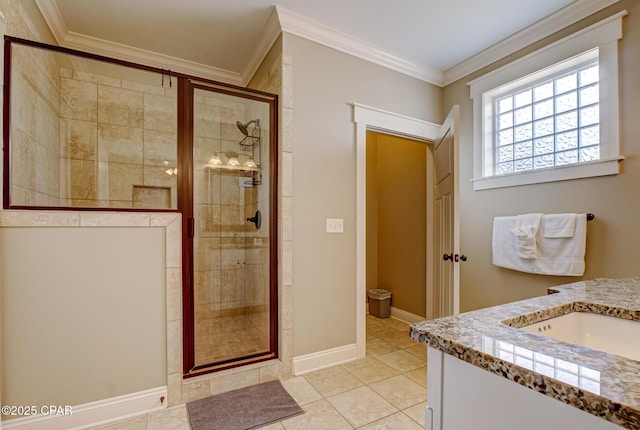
[431,106,460,318]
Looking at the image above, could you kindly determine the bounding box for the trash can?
[368,289,391,319]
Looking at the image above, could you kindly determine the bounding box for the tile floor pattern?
[92,315,427,429]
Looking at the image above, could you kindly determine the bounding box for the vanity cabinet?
[425,347,621,430]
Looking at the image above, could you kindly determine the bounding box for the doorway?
[366,131,427,320]
[353,103,459,359]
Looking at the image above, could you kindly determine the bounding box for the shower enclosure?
[3,37,279,377]
[183,82,278,374]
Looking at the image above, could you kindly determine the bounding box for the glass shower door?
[189,84,276,372]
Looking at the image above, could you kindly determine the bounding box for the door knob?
[454,253,468,262]
[443,253,453,261]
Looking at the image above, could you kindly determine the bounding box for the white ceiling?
[35,0,614,86]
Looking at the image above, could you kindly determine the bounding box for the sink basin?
[520,312,640,361]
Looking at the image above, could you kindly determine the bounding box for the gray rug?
[187,380,304,430]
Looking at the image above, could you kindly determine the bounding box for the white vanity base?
[426,347,621,430]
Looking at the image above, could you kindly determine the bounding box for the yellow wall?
[444,1,640,312]
[367,132,427,317]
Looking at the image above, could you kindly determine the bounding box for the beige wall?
[367,132,427,317]
[1,227,166,408]
[283,33,442,356]
[444,1,640,312]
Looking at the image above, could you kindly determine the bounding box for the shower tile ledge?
[410,277,640,430]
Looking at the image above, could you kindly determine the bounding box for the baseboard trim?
[292,344,358,375]
[389,307,426,324]
[2,386,167,430]
[366,303,426,324]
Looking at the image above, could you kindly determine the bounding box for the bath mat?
[187,379,304,430]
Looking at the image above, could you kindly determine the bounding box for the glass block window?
[469,13,623,191]
[494,62,599,176]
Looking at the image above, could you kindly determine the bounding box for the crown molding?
[442,0,622,86]
[240,6,283,84]
[62,31,244,85]
[34,0,621,89]
[275,6,443,87]
[34,0,244,85]
[34,0,66,44]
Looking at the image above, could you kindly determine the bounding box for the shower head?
[236,119,259,136]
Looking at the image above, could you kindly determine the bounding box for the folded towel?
[510,213,542,259]
[493,216,533,272]
[492,213,587,276]
[543,213,576,238]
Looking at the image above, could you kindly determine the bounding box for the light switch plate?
[326,218,344,233]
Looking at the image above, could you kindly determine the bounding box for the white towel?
[493,216,531,272]
[543,213,576,238]
[492,213,587,276]
[510,213,542,259]
[536,214,587,275]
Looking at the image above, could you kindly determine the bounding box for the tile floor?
[93,315,427,429]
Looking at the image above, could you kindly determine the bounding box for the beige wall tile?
[166,372,183,407]
[145,93,177,133]
[122,80,165,96]
[67,158,97,200]
[60,78,97,121]
[144,129,177,167]
[166,320,182,375]
[98,85,144,128]
[209,368,260,395]
[0,211,80,227]
[166,267,182,322]
[133,185,171,209]
[259,361,283,382]
[181,379,210,403]
[194,101,221,138]
[60,118,97,160]
[98,124,143,165]
[79,212,150,226]
[73,70,121,88]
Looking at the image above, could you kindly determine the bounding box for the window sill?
[472,156,624,191]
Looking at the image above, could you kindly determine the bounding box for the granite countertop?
[409,278,640,430]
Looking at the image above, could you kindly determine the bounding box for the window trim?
[469,11,626,191]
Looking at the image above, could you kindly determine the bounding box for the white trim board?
[353,103,440,362]
[292,344,358,375]
[2,387,167,430]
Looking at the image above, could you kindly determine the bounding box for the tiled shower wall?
[59,67,178,208]
[10,45,178,209]
[10,43,61,205]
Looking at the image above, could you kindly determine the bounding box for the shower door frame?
[180,79,279,378]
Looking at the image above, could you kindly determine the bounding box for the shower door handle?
[187,217,195,238]
[247,210,261,229]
